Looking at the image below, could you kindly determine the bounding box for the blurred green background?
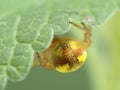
[6,10,120,90]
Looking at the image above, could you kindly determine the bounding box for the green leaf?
[0,0,120,90]
[0,67,7,90]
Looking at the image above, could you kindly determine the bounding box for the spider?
[33,21,92,73]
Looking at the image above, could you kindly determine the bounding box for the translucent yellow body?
[54,40,87,73]
[34,21,91,73]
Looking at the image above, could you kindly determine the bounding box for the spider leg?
[69,21,92,48]
[32,59,40,67]
[34,52,54,70]
[81,22,92,48]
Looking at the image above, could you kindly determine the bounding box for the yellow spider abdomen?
[56,50,87,73]
[77,51,87,65]
[53,40,87,73]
